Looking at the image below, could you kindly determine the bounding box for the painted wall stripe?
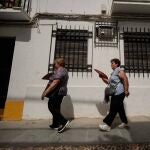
[2,101,24,121]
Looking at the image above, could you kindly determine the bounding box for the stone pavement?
[0,117,150,149]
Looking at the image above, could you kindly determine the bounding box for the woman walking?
[41,58,70,133]
[99,58,129,131]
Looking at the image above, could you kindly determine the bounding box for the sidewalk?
[0,117,150,149]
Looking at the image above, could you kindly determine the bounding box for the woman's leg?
[53,95,67,125]
[118,93,128,124]
[103,95,118,126]
[48,98,59,126]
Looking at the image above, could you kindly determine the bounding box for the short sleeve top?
[109,67,124,95]
[49,67,69,96]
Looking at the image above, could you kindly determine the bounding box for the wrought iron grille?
[123,28,150,77]
[0,0,20,8]
[0,0,31,14]
[49,27,93,75]
[95,21,118,47]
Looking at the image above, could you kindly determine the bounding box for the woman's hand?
[99,74,103,78]
[41,79,60,101]
[101,77,109,85]
[119,70,130,97]
[41,91,47,100]
[125,91,130,97]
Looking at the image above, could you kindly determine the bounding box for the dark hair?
[110,58,121,67]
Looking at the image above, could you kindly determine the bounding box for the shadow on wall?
[61,95,74,120]
[96,101,128,117]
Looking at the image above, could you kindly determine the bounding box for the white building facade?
[0,0,150,120]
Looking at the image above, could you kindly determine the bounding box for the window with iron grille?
[124,32,150,76]
[0,0,21,8]
[52,29,92,72]
[95,21,118,47]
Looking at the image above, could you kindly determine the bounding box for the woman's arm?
[41,79,60,100]
[99,75,109,85]
[44,79,60,96]
[118,70,129,97]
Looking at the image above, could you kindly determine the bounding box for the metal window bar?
[146,29,150,78]
[76,26,80,76]
[90,26,94,78]
[72,26,76,76]
[123,27,150,77]
[68,25,71,72]
[54,25,63,67]
[48,25,53,73]
[144,38,149,76]
[131,28,135,77]
[139,28,144,77]
[82,26,85,78]
[58,25,63,59]
[135,28,140,77]
[50,26,92,76]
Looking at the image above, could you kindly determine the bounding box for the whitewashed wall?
[31,0,113,17]
[0,0,150,119]
[1,18,150,119]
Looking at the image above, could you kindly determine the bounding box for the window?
[52,29,92,73]
[0,0,21,8]
[95,21,118,47]
[124,32,150,76]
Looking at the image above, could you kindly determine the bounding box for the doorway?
[0,37,15,109]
